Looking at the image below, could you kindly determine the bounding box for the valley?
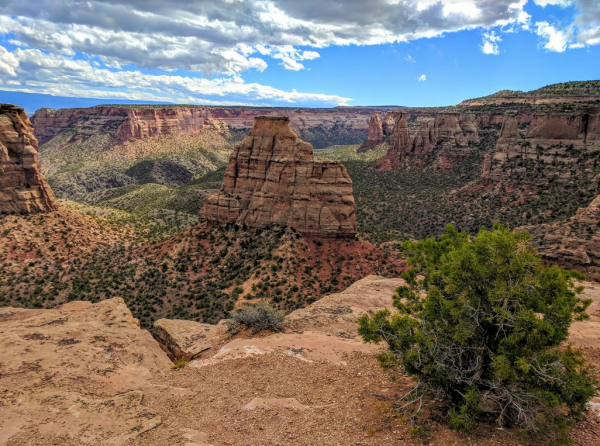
[2,80,600,446]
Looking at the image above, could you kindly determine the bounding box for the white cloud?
[0,45,351,106]
[533,0,572,6]
[0,1,534,75]
[535,21,569,52]
[405,54,415,64]
[481,31,502,54]
[418,74,427,82]
[253,45,320,71]
[0,0,597,105]
[531,1,600,50]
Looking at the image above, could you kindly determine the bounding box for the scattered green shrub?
[228,300,284,334]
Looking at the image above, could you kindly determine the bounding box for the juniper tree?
[359,224,597,437]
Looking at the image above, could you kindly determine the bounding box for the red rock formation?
[483,109,600,183]
[32,105,400,149]
[0,104,55,214]
[412,119,435,156]
[358,112,384,151]
[199,116,356,237]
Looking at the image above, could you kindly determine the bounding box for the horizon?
[0,1,599,110]
[4,78,599,116]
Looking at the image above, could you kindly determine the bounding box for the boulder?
[153,318,230,360]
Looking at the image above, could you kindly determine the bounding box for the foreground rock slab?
[2,277,599,446]
[191,276,405,367]
[0,298,171,445]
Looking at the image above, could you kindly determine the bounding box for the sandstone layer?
[0,297,171,445]
[32,105,399,149]
[358,112,384,151]
[0,104,55,214]
[364,106,600,175]
[199,116,357,237]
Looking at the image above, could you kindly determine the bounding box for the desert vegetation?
[359,224,598,443]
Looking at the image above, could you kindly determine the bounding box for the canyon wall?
[0,104,55,214]
[363,106,600,175]
[32,105,399,149]
[199,116,357,237]
[483,108,600,183]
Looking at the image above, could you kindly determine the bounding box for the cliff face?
[367,106,600,176]
[358,112,384,151]
[376,111,484,169]
[32,105,399,149]
[199,116,357,237]
[0,104,55,214]
[482,109,600,183]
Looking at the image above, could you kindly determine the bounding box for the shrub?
[359,224,597,436]
[228,300,284,334]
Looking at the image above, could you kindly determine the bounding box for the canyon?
[32,105,398,149]
[199,116,357,237]
[0,104,55,214]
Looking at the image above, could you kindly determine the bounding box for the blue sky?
[0,1,599,109]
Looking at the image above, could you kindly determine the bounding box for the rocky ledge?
[199,116,357,237]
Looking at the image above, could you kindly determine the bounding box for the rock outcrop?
[3,276,599,445]
[482,109,600,183]
[358,112,384,151]
[199,116,357,237]
[0,104,55,214]
[376,111,481,169]
[0,297,171,445]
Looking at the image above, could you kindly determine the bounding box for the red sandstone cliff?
[0,104,55,214]
[365,106,600,174]
[199,116,357,237]
[32,105,399,149]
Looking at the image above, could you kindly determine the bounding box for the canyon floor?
[1,276,599,446]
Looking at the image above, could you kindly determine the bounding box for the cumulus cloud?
[0,1,596,105]
[535,21,569,52]
[533,0,572,6]
[418,74,427,82]
[0,0,533,74]
[481,31,502,55]
[0,45,351,106]
[532,0,600,50]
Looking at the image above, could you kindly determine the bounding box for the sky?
[0,0,599,109]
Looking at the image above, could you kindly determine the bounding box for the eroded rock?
[0,104,55,214]
[199,116,357,237]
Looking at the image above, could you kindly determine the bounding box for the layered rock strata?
[199,116,357,237]
[32,105,399,149]
[0,104,55,214]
